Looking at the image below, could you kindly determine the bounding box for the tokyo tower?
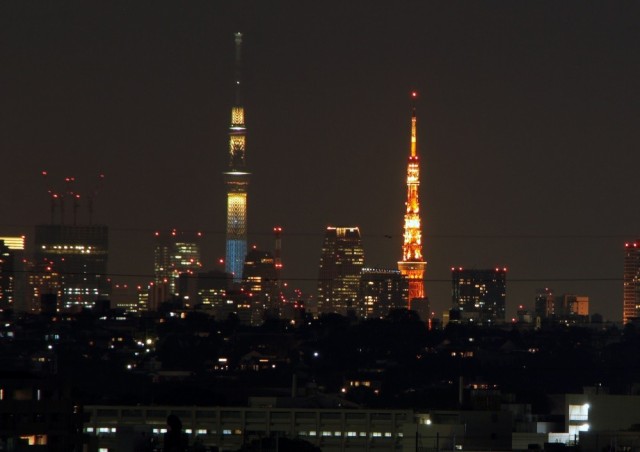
[397,92,427,308]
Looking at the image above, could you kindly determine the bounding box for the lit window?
[569,404,589,421]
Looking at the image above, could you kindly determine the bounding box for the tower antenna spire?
[410,91,418,158]
[234,32,243,106]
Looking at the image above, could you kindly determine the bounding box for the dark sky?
[2,1,639,321]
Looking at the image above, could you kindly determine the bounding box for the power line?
[10,269,624,283]
[1,223,638,240]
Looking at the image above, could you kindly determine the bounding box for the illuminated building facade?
[0,236,26,312]
[358,268,408,319]
[27,260,60,313]
[243,248,277,295]
[110,283,139,313]
[178,270,231,311]
[317,226,365,316]
[241,248,277,324]
[224,32,250,281]
[0,240,15,309]
[556,294,589,323]
[397,93,427,308]
[33,225,109,310]
[451,267,507,324]
[623,240,640,323]
[153,230,202,296]
[535,287,555,320]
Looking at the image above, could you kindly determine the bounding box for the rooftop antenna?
[234,32,243,106]
[41,171,62,225]
[64,176,80,225]
[88,173,105,225]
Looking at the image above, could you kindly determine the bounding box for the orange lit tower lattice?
[397,92,427,309]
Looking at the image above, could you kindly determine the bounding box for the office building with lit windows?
[243,248,277,316]
[178,270,231,312]
[451,267,507,324]
[154,230,202,297]
[359,268,408,319]
[535,287,555,320]
[623,240,640,323]
[33,225,109,310]
[0,240,15,310]
[317,226,365,316]
[0,236,28,312]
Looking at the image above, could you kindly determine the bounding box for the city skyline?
[2,2,640,320]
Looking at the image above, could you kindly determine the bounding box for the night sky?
[2,1,639,320]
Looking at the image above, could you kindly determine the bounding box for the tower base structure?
[398,260,427,310]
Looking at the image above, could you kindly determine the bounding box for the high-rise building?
[535,287,555,320]
[0,236,26,311]
[178,270,231,311]
[359,267,408,319]
[397,92,427,309]
[317,226,365,316]
[451,267,507,324]
[33,225,109,310]
[242,247,278,323]
[224,32,250,282]
[535,288,589,323]
[556,294,589,322]
[623,240,640,323]
[0,240,15,309]
[243,248,277,296]
[153,230,202,296]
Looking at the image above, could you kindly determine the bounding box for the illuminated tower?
[397,92,427,308]
[623,240,640,323]
[224,32,250,281]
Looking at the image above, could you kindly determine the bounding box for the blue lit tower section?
[224,32,250,281]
